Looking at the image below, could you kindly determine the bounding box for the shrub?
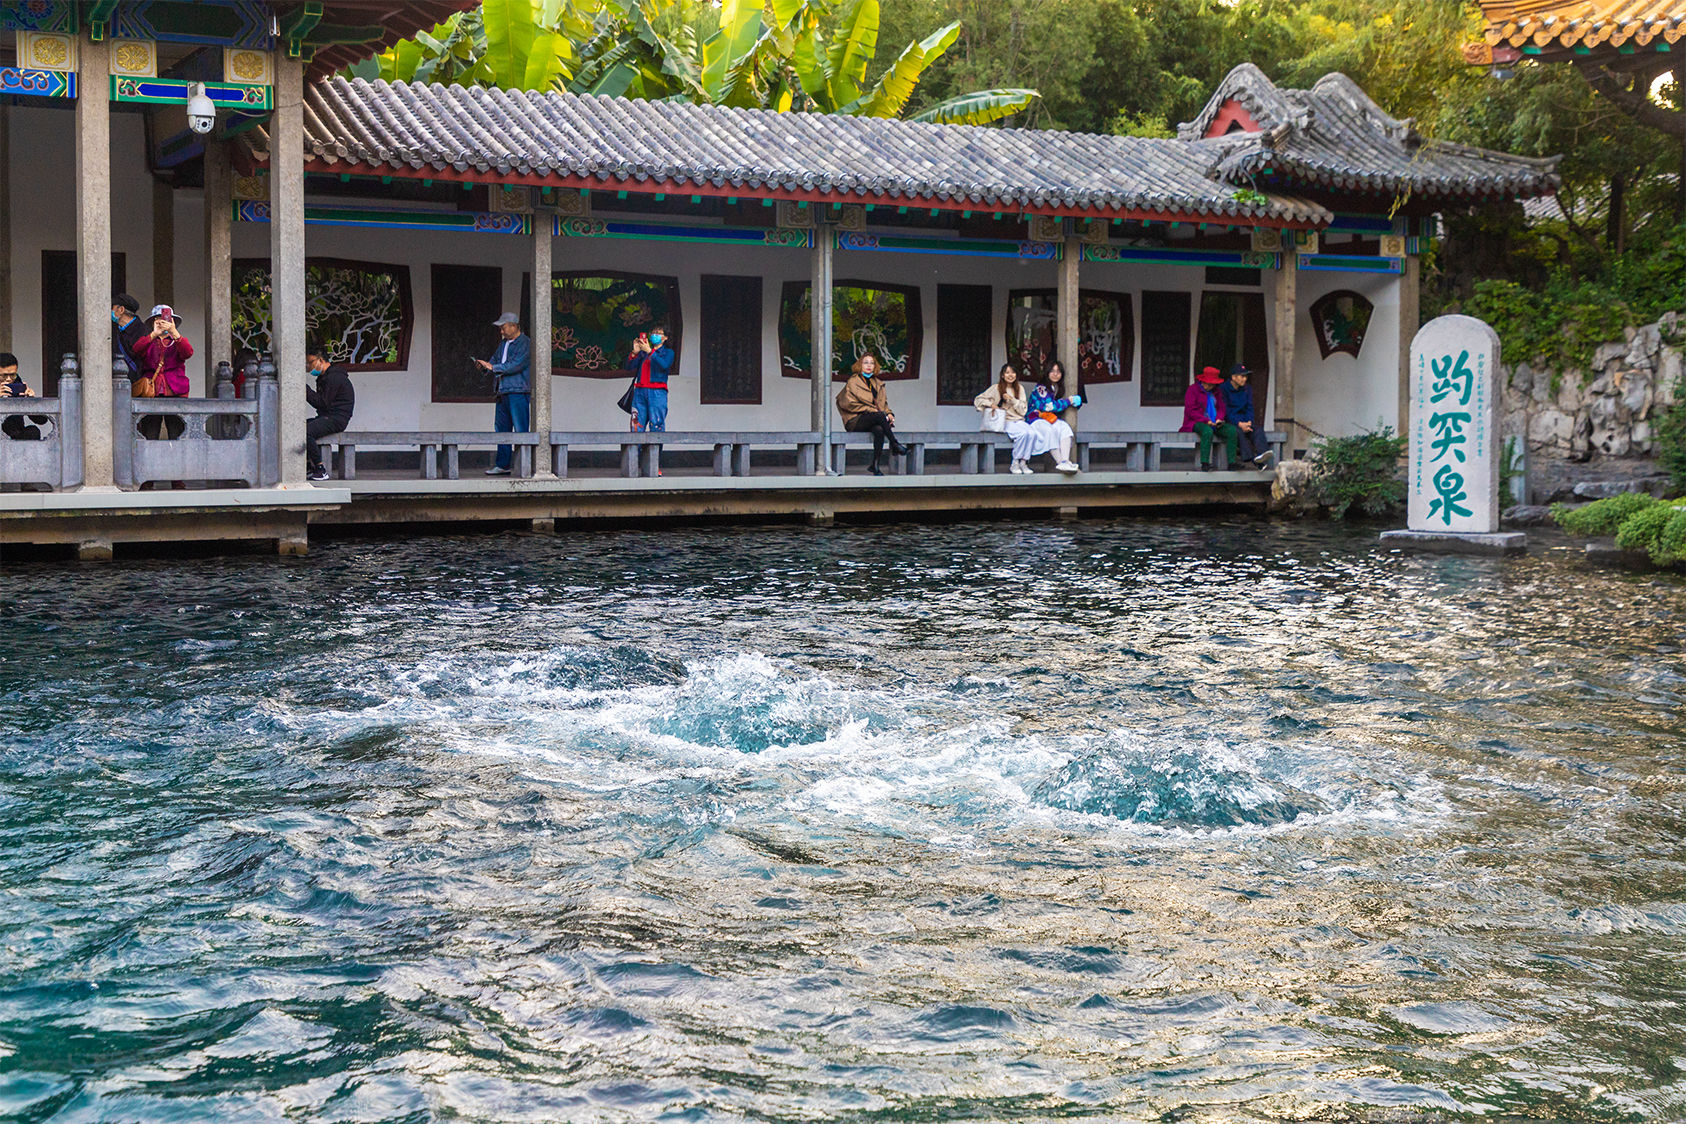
[1613,501,1675,554]
[1552,492,1657,536]
[1654,507,1686,566]
[1656,404,1686,497]
[1310,427,1407,519]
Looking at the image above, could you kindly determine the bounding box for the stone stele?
[1382,314,1525,554]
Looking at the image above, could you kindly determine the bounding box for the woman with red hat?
[1181,366,1228,471]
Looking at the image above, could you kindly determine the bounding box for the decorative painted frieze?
[109,38,158,78]
[16,31,76,72]
[0,67,75,99]
[222,47,272,86]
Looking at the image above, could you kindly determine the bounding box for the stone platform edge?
[1380,529,1527,555]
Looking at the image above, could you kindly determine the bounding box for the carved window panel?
[1139,291,1193,407]
[1006,288,1133,388]
[431,263,502,403]
[541,272,681,379]
[779,280,922,381]
[936,284,992,406]
[1309,290,1374,359]
[232,257,412,370]
[700,275,762,405]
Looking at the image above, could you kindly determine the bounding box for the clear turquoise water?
[2,519,1684,1122]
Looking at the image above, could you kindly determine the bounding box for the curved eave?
[293,152,1334,228]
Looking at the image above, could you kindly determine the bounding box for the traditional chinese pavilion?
[0,3,1560,554]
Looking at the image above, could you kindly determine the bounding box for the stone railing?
[0,354,83,489]
[115,360,279,489]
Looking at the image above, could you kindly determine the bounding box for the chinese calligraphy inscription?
[1408,316,1501,534]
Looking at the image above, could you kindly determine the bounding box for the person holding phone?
[475,312,530,476]
[1026,360,1081,474]
[625,324,674,433]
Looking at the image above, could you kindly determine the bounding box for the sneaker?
[1201,461,1215,472]
[485,466,512,476]
[1253,451,1276,470]
[307,466,328,482]
[1056,460,1080,475]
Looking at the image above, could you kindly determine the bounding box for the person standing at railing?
[625,325,674,433]
[304,342,355,482]
[0,353,46,442]
[835,354,908,476]
[134,305,191,438]
[475,312,530,477]
[111,293,147,378]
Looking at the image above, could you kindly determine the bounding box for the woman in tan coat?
[973,361,1039,474]
[834,354,907,475]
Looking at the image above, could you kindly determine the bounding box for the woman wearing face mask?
[625,324,675,433]
[834,354,908,476]
[973,362,1040,475]
[1025,359,1081,474]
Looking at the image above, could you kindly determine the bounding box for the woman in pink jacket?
[1180,366,1226,471]
[133,304,192,442]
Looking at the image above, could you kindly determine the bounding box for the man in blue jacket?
[625,324,675,432]
[476,311,531,475]
[1220,364,1274,469]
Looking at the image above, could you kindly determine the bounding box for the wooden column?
[1058,229,1081,426]
[270,55,307,486]
[1272,250,1298,453]
[77,37,115,489]
[530,207,554,476]
[202,139,233,374]
[810,221,833,469]
[1397,253,1421,435]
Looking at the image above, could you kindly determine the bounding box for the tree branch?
[1574,60,1686,139]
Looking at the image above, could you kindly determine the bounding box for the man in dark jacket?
[305,341,354,481]
[111,293,147,377]
[1220,364,1273,469]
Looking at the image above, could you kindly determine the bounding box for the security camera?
[186,83,216,135]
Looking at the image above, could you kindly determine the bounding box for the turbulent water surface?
[2,518,1684,1122]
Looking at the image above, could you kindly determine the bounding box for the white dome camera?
[186,83,216,135]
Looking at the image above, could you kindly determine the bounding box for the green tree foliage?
[362,0,1039,124]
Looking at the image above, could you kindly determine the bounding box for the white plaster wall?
[7,105,155,384]
[1291,267,1402,440]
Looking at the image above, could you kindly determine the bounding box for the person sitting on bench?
[835,354,908,476]
[305,341,355,482]
[1221,363,1274,469]
[0,354,46,441]
[1182,366,1228,471]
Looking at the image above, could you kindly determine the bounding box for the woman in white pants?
[974,362,1046,474]
[1025,360,1082,474]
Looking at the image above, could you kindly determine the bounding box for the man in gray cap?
[475,312,531,475]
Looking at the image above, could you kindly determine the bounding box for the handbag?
[132,342,177,399]
[980,407,1007,433]
[615,376,636,415]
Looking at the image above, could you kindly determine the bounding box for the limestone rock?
[1658,349,1682,407]
[1269,458,1320,516]
[1571,477,1673,499]
[1527,408,1572,451]
[1625,324,1662,371]
[1592,341,1627,371]
[1501,503,1556,526]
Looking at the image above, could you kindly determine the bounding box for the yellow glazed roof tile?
[1481,1,1685,51]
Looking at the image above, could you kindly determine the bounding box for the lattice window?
[544,272,681,378]
[232,258,412,370]
[779,280,922,380]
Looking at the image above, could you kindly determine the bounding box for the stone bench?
[1073,429,1287,472]
[828,430,1013,475]
[318,431,543,480]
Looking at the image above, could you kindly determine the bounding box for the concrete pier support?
[76,38,114,489]
[530,208,554,476]
[270,55,308,485]
[1272,250,1299,454]
[1058,230,1081,425]
[202,140,234,377]
[810,221,833,471]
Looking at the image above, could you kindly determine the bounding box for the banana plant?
[366,0,1039,126]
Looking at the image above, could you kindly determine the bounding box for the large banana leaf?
[767,0,808,32]
[909,88,1039,126]
[788,25,829,107]
[482,0,540,90]
[522,28,571,91]
[700,1,761,101]
[823,0,877,107]
[846,19,958,118]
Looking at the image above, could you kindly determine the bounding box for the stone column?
[1058,229,1080,426]
[1397,253,1420,435]
[810,221,833,469]
[77,37,115,489]
[202,139,233,375]
[530,208,554,476]
[1272,249,1298,453]
[270,54,307,486]
[0,104,12,347]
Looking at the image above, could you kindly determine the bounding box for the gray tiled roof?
[293,67,1556,225]
[1180,64,1560,200]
